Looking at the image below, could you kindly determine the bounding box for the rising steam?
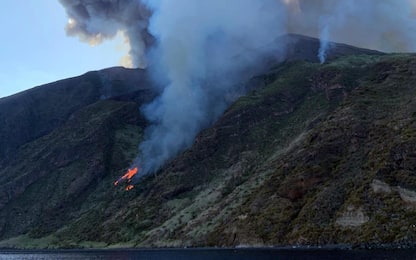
[59,0,416,175]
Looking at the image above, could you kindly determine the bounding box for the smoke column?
[137,0,288,173]
[286,0,416,63]
[59,0,416,175]
[58,0,153,68]
[316,1,352,64]
[318,22,329,64]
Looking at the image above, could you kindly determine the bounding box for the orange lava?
[114,167,139,190]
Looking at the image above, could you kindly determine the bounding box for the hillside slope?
[0,67,151,161]
[2,37,415,249]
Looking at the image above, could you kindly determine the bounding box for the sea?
[1,248,416,260]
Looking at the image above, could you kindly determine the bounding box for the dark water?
[1,248,416,260]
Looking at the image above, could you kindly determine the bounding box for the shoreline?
[1,243,415,252]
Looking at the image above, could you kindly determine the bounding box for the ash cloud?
[59,0,153,68]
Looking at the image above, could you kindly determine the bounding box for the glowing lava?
[114,167,139,190]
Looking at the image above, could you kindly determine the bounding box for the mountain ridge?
[1,35,415,249]
[0,34,381,161]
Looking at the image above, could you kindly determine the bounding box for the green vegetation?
[2,52,416,249]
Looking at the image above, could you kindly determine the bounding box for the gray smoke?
[59,0,416,175]
[137,0,288,174]
[59,0,416,67]
[58,0,152,68]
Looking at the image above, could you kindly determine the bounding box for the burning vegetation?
[114,167,139,191]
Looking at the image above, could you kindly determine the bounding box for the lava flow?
[114,167,139,191]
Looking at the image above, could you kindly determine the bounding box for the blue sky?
[0,1,127,98]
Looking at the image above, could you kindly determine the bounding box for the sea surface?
[1,248,416,260]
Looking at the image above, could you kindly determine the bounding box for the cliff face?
[1,36,415,249]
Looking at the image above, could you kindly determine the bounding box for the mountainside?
[1,35,416,249]
[0,67,153,161]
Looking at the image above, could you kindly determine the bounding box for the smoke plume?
[59,0,416,175]
[285,0,416,62]
[58,0,153,68]
[59,0,416,68]
[137,0,287,173]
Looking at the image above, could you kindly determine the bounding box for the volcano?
[1,35,415,249]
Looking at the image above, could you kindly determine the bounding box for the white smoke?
[286,0,416,62]
[318,21,330,64]
[137,0,288,173]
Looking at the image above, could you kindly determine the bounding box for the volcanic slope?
[1,36,416,248]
